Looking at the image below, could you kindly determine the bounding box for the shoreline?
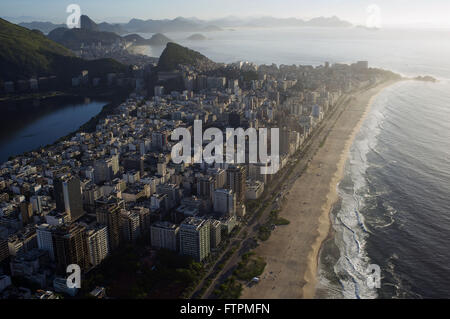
[241,79,401,299]
[0,89,131,164]
[302,80,400,298]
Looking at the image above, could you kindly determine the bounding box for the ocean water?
[318,80,450,299]
[142,27,450,78]
[141,27,450,298]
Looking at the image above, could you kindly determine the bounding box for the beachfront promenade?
[241,80,400,299]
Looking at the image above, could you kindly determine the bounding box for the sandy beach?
[241,80,400,299]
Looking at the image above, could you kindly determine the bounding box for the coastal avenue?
[242,80,399,299]
[188,82,355,299]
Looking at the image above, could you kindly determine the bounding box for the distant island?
[187,34,207,41]
[414,75,438,82]
[148,33,173,46]
[355,25,380,31]
[125,32,172,46]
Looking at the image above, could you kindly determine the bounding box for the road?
[188,91,355,299]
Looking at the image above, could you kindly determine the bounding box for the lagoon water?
[0,96,106,163]
[140,26,450,298]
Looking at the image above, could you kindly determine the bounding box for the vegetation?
[234,252,267,281]
[19,21,66,34]
[0,18,71,79]
[193,243,239,299]
[275,217,291,226]
[214,276,243,299]
[212,252,266,299]
[81,245,205,299]
[257,225,272,241]
[0,18,127,82]
[157,42,214,71]
[257,210,290,241]
[270,210,291,226]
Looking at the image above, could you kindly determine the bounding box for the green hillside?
[0,18,127,82]
[158,42,215,71]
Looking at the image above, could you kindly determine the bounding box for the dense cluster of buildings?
[0,57,387,298]
[0,46,154,95]
[74,40,157,68]
[0,69,142,95]
[1,76,59,94]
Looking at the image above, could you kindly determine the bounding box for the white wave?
[318,90,393,299]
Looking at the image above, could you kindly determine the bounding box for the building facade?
[54,175,84,221]
[179,217,210,262]
[150,221,179,251]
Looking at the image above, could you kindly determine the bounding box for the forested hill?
[0,18,127,82]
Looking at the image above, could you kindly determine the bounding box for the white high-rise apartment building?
[150,221,179,251]
[86,225,109,268]
[36,224,55,260]
[179,217,210,262]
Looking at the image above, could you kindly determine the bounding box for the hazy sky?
[1,0,450,27]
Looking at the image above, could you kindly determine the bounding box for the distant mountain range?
[47,16,173,50]
[209,15,352,28]
[18,21,67,34]
[79,15,128,35]
[0,18,127,82]
[48,27,123,50]
[125,17,224,33]
[17,15,353,35]
[19,15,128,35]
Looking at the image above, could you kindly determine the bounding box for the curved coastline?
[302,80,400,298]
[240,79,401,299]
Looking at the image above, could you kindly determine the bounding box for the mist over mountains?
[46,15,173,51]
[16,15,352,35]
